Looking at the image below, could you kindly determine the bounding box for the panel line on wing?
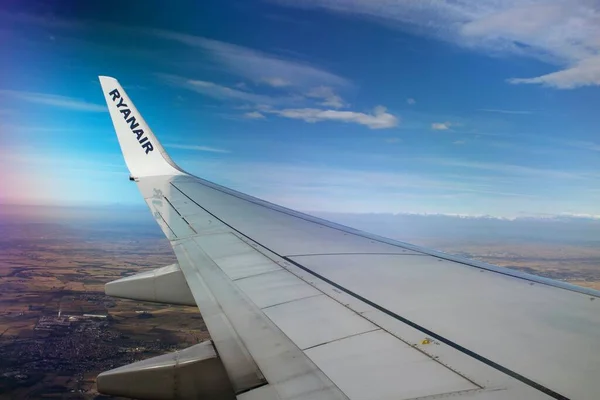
[287,252,428,257]
[231,269,287,282]
[260,293,325,310]
[163,195,198,234]
[301,328,382,351]
[155,210,178,239]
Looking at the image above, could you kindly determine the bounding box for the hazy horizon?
[4,203,600,246]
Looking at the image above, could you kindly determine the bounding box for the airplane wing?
[95,76,600,400]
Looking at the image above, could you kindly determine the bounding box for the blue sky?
[2,0,600,218]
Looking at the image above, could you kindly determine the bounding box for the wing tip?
[98,76,186,178]
[98,76,119,91]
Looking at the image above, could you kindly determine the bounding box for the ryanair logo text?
[108,89,154,154]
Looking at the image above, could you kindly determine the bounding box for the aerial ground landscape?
[0,206,207,399]
[1,205,599,399]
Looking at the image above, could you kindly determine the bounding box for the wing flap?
[235,269,321,308]
[305,330,478,400]
[173,236,348,400]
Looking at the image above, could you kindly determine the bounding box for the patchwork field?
[414,237,600,291]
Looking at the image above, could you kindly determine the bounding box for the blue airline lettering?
[108,89,154,154]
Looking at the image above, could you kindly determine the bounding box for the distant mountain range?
[312,212,600,245]
[3,203,599,245]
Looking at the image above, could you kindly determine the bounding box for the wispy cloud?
[0,124,87,134]
[243,111,266,120]
[305,86,346,109]
[562,140,600,152]
[272,0,600,89]
[0,148,124,171]
[479,108,533,115]
[508,56,600,89]
[407,98,416,105]
[159,76,396,128]
[157,74,279,104]
[188,159,532,200]
[0,10,85,30]
[265,106,398,129]
[175,158,560,216]
[3,10,350,90]
[150,30,349,88]
[260,77,292,87]
[424,157,590,180]
[164,143,230,153]
[431,122,452,130]
[0,90,106,112]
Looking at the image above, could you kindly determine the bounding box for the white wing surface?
[96,76,600,400]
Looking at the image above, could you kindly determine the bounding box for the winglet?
[99,76,184,178]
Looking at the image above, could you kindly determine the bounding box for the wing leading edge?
[97,76,600,400]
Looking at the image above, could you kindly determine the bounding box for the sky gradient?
[2,0,600,218]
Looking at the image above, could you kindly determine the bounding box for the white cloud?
[305,86,345,108]
[151,30,349,88]
[460,4,566,41]
[0,10,87,30]
[266,105,398,129]
[157,74,278,104]
[431,122,452,130]
[244,111,266,119]
[563,140,600,152]
[508,56,600,89]
[479,108,533,115]
[185,80,267,102]
[0,90,106,112]
[164,143,230,153]
[424,157,588,180]
[261,77,291,87]
[158,75,393,128]
[19,5,600,89]
[272,0,600,89]
[0,12,350,89]
[453,140,466,145]
[407,98,416,105]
